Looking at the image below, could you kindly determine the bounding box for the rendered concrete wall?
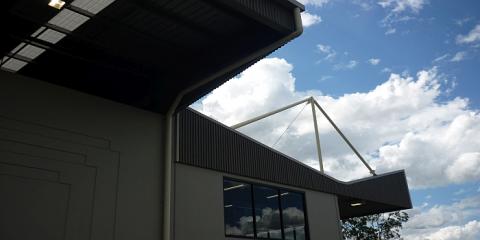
[305,190,343,239]
[174,163,342,240]
[0,70,164,240]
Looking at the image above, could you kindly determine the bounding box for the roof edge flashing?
[274,0,306,11]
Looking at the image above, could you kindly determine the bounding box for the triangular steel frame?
[231,96,376,176]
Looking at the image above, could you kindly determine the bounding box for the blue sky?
[194,0,480,238]
[274,0,480,107]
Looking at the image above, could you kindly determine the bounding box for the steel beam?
[310,97,324,172]
[231,97,310,129]
[312,99,376,176]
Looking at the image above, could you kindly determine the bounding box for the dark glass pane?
[280,191,307,240]
[253,185,282,239]
[223,179,254,237]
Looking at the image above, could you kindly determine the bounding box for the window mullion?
[278,189,285,240]
[251,183,257,239]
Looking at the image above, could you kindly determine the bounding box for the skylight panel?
[48,8,89,31]
[16,45,46,59]
[37,29,67,44]
[1,58,28,72]
[72,0,115,14]
[31,27,47,37]
[10,43,27,54]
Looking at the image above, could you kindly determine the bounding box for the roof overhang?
[0,0,304,114]
[178,108,413,219]
[336,170,412,219]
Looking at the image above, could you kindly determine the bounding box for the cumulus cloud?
[456,24,480,44]
[405,221,480,240]
[297,0,330,7]
[405,196,480,230]
[193,58,480,188]
[450,51,467,62]
[446,153,480,183]
[403,195,480,239]
[368,58,381,65]
[301,12,322,28]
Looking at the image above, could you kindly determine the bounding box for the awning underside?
[1,0,303,113]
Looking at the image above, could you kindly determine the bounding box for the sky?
[192,0,480,239]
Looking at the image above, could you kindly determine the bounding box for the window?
[223,178,309,240]
[281,191,307,240]
[224,179,254,237]
[253,185,282,239]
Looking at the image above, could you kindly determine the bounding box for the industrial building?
[0,0,411,239]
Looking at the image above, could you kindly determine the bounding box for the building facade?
[0,0,411,239]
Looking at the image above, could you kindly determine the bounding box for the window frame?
[223,177,310,240]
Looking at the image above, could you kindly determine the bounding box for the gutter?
[162,7,303,240]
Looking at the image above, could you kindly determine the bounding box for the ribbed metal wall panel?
[234,0,295,31]
[178,108,412,218]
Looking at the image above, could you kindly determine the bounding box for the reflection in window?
[281,191,307,240]
[253,185,282,239]
[223,178,309,240]
[224,179,254,237]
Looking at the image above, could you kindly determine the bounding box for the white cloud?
[455,17,473,27]
[382,67,393,73]
[405,221,480,240]
[385,28,397,35]
[446,153,480,183]
[378,0,428,13]
[450,51,467,62]
[319,75,333,82]
[368,58,381,65]
[333,60,358,70]
[193,58,480,188]
[456,24,480,44]
[378,0,428,35]
[433,54,450,63]
[316,44,337,61]
[403,195,480,239]
[301,12,322,28]
[297,0,330,7]
[454,188,467,196]
[353,0,375,11]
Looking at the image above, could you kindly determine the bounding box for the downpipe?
[162,7,303,240]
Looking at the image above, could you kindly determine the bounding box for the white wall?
[174,163,342,240]
[0,70,164,240]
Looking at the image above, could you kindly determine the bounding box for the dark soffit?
[0,0,304,114]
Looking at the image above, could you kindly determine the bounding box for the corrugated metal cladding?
[177,108,412,218]
[233,0,295,31]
